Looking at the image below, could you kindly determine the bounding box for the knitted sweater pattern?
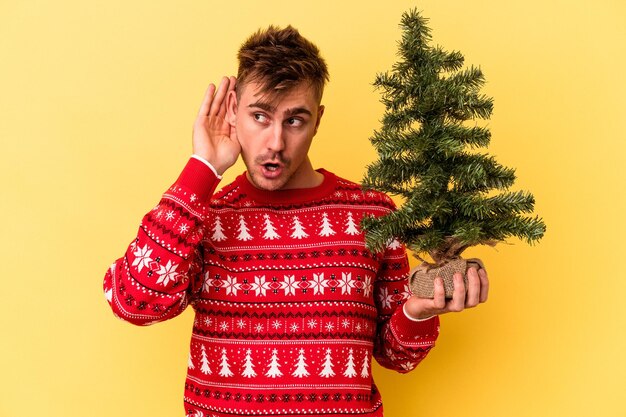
[104,158,439,417]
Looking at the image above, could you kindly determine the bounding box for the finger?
[432,277,446,309]
[197,84,216,118]
[448,273,465,312]
[209,77,230,116]
[228,76,237,94]
[465,267,480,308]
[478,268,489,303]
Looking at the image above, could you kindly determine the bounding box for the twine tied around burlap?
[409,258,485,298]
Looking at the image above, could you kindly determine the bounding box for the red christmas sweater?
[104,157,439,417]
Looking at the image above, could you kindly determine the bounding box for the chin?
[249,171,290,191]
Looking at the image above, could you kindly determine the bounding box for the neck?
[282,158,324,190]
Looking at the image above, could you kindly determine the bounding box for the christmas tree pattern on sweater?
[104,160,439,417]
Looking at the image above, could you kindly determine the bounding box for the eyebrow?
[248,101,275,113]
[284,107,312,117]
[248,101,312,118]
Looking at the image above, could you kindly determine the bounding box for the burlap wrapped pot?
[409,258,485,298]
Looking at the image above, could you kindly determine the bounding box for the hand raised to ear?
[192,76,241,175]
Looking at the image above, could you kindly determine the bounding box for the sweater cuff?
[403,303,434,322]
[174,157,221,201]
[390,304,439,347]
[191,154,222,179]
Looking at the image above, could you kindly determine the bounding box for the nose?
[266,123,285,153]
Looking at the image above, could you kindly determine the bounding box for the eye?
[253,113,268,123]
[286,117,304,127]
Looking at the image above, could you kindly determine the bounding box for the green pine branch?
[361,8,546,263]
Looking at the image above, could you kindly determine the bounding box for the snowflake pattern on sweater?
[104,158,439,417]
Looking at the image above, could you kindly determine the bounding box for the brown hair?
[236,25,329,103]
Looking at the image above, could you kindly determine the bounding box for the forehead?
[238,81,319,111]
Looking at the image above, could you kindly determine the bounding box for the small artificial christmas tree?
[361,9,546,297]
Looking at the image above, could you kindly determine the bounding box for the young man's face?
[227,81,324,191]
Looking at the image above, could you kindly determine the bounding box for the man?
[104,26,488,417]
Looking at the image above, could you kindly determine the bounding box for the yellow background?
[1,0,625,416]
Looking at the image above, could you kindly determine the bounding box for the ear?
[226,90,238,126]
[314,105,325,135]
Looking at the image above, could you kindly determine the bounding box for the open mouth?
[260,162,283,179]
[264,163,280,172]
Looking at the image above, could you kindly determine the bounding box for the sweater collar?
[237,168,337,205]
